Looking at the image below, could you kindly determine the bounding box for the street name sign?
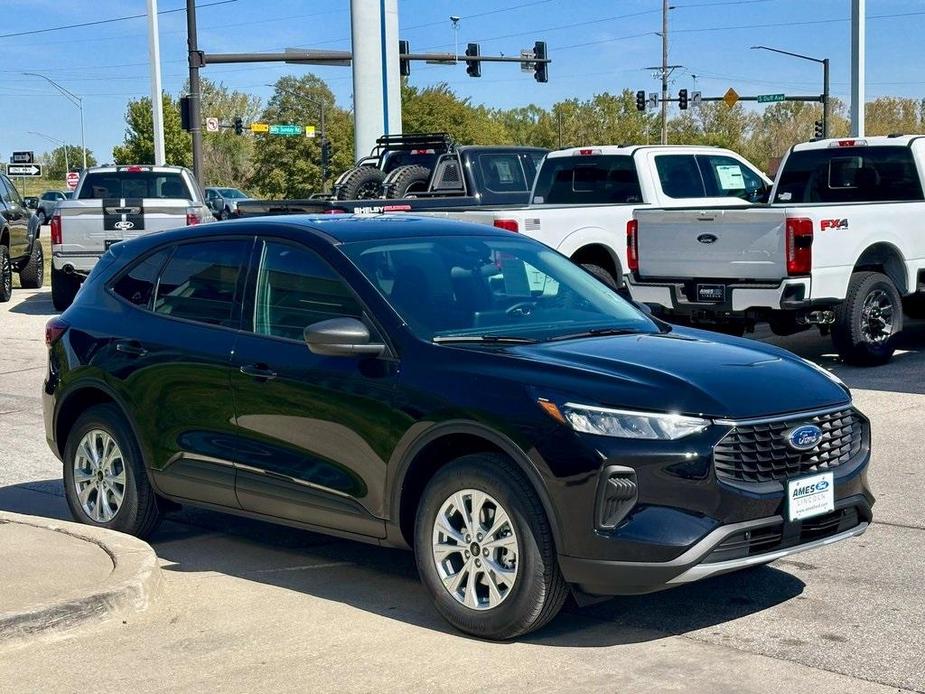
[269,124,303,136]
[7,163,42,177]
[757,93,786,103]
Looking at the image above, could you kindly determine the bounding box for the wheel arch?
[0,225,9,248]
[854,242,909,295]
[387,422,562,553]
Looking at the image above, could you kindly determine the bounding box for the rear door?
[0,175,30,257]
[636,207,790,280]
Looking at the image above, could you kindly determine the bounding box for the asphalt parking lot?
[1,285,923,693]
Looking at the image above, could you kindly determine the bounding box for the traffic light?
[233,117,243,136]
[465,43,481,78]
[678,88,688,110]
[533,41,548,83]
[320,138,333,181]
[179,95,192,131]
[636,90,646,111]
[814,120,824,138]
[399,40,410,77]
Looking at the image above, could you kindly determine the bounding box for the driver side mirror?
[305,317,385,358]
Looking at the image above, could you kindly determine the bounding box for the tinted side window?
[252,241,364,341]
[697,155,766,199]
[0,177,12,204]
[112,248,171,308]
[775,146,924,203]
[154,240,249,326]
[655,155,706,198]
[478,153,528,193]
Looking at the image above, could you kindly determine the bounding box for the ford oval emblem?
[114,220,135,231]
[785,424,823,451]
[697,233,718,244]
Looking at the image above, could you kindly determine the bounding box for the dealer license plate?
[787,472,834,522]
[696,284,725,303]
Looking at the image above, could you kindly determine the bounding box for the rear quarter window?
[775,146,924,203]
[532,155,642,204]
[111,248,171,308]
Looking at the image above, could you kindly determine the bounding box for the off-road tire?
[0,245,11,302]
[51,266,80,311]
[832,271,901,366]
[414,453,568,640]
[18,241,44,289]
[335,166,386,200]
[62,404,161,538]
[384,165,432,198]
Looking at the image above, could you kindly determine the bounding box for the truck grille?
[714,408,863,484]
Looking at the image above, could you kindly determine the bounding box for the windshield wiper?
[545,327,644,342]
[432,335,539,345]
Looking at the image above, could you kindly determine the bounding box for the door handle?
[240,364,278,381]
[115,340,148,357]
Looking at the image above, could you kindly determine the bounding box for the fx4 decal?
[820,218,849,231]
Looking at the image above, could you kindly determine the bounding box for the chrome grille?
[714,408,863,484]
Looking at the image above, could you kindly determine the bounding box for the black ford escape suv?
[44,216,873,639]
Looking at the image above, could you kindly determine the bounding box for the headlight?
[540,400,709,440]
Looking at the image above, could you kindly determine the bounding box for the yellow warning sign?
[250,122,269,133]
[723,88,739,108]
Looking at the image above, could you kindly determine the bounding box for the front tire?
[62,404,161,538]
[51,266,80,311]
[414,453,568,640]
[832,271,901,366]
[18,241,44,289]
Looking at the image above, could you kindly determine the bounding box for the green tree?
[198,78,262,187]
[401,81,511,144]
[112,93,191,166]
[250,75,353,198]
[864,97,923,136]
[40,144,96,179]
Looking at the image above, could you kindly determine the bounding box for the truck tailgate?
[636,207,789,280]
[60,198,191,251]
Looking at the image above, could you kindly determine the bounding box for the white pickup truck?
[51,165,211,310]
[627,136,925,365]
[419,145,771,288]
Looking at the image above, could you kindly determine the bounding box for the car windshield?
[342,235,658,342]
[218,188,248,198]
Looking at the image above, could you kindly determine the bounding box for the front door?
[230,238,403,538]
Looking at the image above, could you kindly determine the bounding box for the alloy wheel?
[1,252,11,297]
[431,489,519,610]
[860,288,894,344]
[73,429,127,522]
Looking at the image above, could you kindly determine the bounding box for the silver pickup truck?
[51,165,210,310]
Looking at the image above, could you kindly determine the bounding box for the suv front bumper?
[560,495,871,596]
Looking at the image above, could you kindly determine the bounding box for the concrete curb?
[0,511,162,645]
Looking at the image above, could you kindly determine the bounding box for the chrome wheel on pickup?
[833,271,902,366]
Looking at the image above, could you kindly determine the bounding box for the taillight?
[45,317,68,346]
[785,217,813,275]
[50,212,62,245]
[493,219,519,232]
[626,219,639,272]
[186,207,202,226]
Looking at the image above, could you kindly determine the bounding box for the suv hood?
[505,328,849,420]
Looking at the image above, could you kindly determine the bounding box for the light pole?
[28,131,69,177]
[751,45,830,138]
[266,84,329,191]
[23,73,87,169]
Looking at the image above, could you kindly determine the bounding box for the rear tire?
[335,166,386,200]
[414,453,568,640]
[62,404,161,538]
[384,164,432,198]
[18,241,44,289]
[580,262,619,290]
[832,271,901,366]
[51,266,80,311]
[0,245,11,302]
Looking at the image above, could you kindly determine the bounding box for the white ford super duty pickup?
[627,136,925,365]
[51,165,211,310]
[418,145,771,289]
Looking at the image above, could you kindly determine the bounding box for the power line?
[0,0,236,40]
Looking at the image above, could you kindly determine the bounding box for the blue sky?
[2,0,925,166]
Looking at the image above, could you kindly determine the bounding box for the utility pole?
[660,0,668,145]
[850,0,865,136]
[186,0,204,182]
[147,0,166,165]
